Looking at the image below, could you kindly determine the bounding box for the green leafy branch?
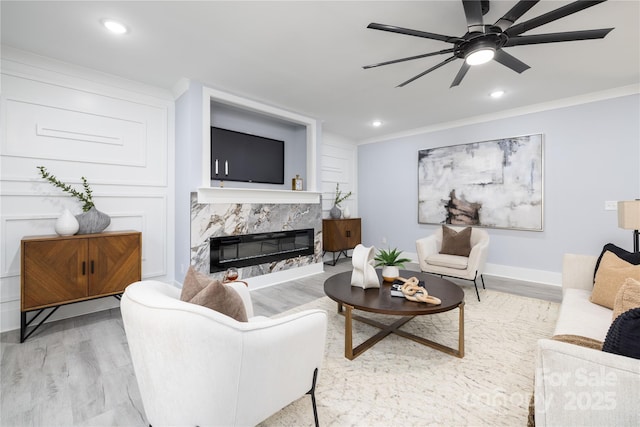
[37,166,95,212]
[333,183,352,207]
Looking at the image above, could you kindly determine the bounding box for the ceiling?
[2,1,639,142]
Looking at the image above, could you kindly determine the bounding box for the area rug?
[259,288,559,427]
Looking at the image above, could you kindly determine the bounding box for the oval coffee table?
[324,270,465,360]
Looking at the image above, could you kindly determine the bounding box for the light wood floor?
[0,260,561,426]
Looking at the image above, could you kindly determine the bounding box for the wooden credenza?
[20,230,142,342]
[322,218,361,265]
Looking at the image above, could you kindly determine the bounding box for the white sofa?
[534,254,640,426]
[121,280,327,427]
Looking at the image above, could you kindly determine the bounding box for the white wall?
[321,132,358,218]
[0,48,175,332]
[358,93,640,286]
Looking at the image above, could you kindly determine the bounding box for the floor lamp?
[618,200,640,252]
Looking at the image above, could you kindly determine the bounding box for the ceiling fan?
[363,0,613,88]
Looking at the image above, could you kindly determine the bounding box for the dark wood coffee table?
[324,270,465,360]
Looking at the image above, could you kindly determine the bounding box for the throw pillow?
[612,277,640,320]
[594,243,640,281]
[180,266,248,322]
[591,251,640,309]
[602,307,640,359]
[440,225,472,257]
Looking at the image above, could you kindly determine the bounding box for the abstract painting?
[418,134,543,231]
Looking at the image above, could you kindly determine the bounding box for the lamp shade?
[618,200,640,230]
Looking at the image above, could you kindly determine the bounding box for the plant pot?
[382,265,400,282]
[76,207,111,235]
[329,205,342,219]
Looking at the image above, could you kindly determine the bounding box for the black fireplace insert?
[210,228,315,273]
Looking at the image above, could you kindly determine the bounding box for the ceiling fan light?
[466,48,495,66]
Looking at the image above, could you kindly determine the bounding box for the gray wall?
[210,102,307,190]
[174,81,204,281]
[358,94,640,277]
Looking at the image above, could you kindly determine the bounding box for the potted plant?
[37,166,110,234]
[330,183,352,219]
[374,247,411,282]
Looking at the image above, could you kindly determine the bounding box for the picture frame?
[417,134,543,231]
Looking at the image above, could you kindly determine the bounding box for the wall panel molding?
[1,50,175,332]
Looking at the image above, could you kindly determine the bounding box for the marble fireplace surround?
[190,192,323,287]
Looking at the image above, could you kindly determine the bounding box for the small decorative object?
[292,174,303,191]
[350,244,380,289]
[75,207,111,234]
[224,267,239,282]
[331,183,352,219]
[397,277,442,305]
[374,247,412,282]
[343,206,352,219]
[37,166,111,234]
[54,209,79,236]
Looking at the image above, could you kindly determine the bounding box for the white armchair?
[415,226,490,301]
[121,280,327,427]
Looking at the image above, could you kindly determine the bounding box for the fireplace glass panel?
[210,229,314,272]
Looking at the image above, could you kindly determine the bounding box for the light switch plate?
[605,201,618,211]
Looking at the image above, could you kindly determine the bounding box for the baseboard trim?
[245,263,325,290]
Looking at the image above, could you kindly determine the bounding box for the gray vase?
[75,207,111,235]
[329,205,342,219]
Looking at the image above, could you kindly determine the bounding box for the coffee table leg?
[459,302,465,358]
[344,304,354,359]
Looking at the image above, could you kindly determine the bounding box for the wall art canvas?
[418,134,543,231]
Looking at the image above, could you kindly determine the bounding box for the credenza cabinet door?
[322,219,362,252]
[88,233,142,296]
[22,239,89,310]
[21,231,142,312]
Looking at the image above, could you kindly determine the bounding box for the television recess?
[210,127,285,184]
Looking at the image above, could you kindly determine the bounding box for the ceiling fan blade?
[450,62,471,87]
[494,0,540,31]
[462,0,485,33]
[504,28,613,47]
[505,0,607,37]
[493,50,530,73]
[363,48,456,69]
[367,23,461,43]
[397,56,459,87]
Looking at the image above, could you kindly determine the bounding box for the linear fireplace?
[210,229,315,273]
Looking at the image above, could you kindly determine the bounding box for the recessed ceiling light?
[372,120,383,127]
[102,19,128,35]
[490,90,505,99]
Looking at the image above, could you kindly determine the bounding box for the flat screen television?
[210,126,285,184]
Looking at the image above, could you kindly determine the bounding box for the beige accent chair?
[415,226,490,301]
[121,280,327,427]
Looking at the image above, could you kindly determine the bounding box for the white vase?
[55,209,79,236]
[343,206,351,219]
[382,265,400,282]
